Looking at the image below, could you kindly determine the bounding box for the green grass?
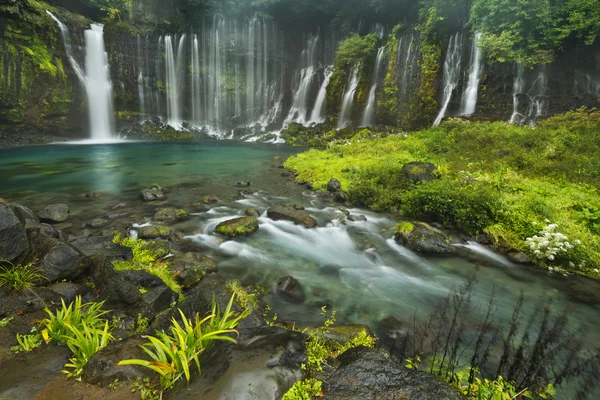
[0,261,45,292]
[285,109,600,275]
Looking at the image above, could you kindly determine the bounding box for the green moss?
[215,216,259,238]
[395,222,415,235]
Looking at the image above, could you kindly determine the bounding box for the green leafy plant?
[118,294,245,394]
[40,296,109,343]
[0,317,13,328]
[12,333,42,353]
[62,320,114,379]
[0,262,44,292]
[282,379,323,400]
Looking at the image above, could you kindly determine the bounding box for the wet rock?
[140,184,165,202]
[267,204,317,228]
[394,221,455,255]
[170,252,217,289]
[106,211,130,219]
[69,236,132,262]
[567,277,600,306]
[137,225,172,239]
[82,192,105,198]
[0,287,63,317]
[142,286,177,314]
[215,216,259,238]
[376,316,411,358]
[0,199,29,263]
[246,208,260,218]
[25,220,60,239]
[119,270,164,288]
[203,195,218,204]
[154,208,188,223]
[142,239,171,258]
[327,178,342,192]
[83,336,152,386]
[11,203,38,223]
[275,276,305,304]
[47,282,90,303]
[28,231,86,283]
[38,204,69,223]
[234,180,251,187]
[401,162,438,183]
[293,204,305,210]
[508,252,532,264]
[87,256,141,306]
[319,264,342,278]
[323,347,463,400]
[87,218,110,228]
[348,214,367,222]
[109,202,127,210]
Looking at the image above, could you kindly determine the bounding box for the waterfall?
[191,34,201,124]
[165,35,181,127]
[284,36,319,126]
[84,24,115,141]
[361,46,385,127]
[337,65,360,129]
[309,66,333,124]
[459,32,482,116]
[46,11,85,84]
[510,64,526,123]
[434,33,463,126]
[136,34,146,118]
[530,68,547,119]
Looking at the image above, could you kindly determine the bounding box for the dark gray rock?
[275,276,305,304]
[245,208,260,218]
[38,204,69,223]
[87,256,141,306]
[69,236,133,262]
[47,282,90,303]
[11,203,38,223]
[348,214,367,222]
[154,208,188,223]
[87,218,110,228]
[323,347,463,400]
[401,162,438,183]
[140,184,165,202]
[119,270,164,288]
[0,199,29,263]
[327,178,342,192]
[27,231,86,283]
[267,204,317,228]
[394,222,455,255]
[142,286,177,313]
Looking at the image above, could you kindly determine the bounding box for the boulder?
[142,286,177,314]
[137,225,172,239]
[153,208,188,223]
[140,184,165,202]
[323,347,463,400]
[38,204,69,223]
[267,204,317,228]
[47,282,90,303]
[69,236,133,262]
[171,252,217,289]
[142,239,171,258]
[214,216,259,238]
[401,162,438,183]
[0,199,29,262]
[246,208,260,218]
[394,222,455,255]
[275,276,305,304]
[87,256,141,306]
[28,231,86,283]
[327,178,342,192]
[11,203,38,223]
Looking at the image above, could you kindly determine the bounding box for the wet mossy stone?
[246,208,260,218]
[203,195,218,204]
[140,184,165,202]
[267,204,317,228]
[394,221,455,255]
[38,203,69,223]
[153,208,188,223]
[401,162,438,183]
[142,239,171,258]
[214,216,259,238]
[275,276,305,304]
[327,178,342,192]
[137,225,172,239]
[0,199,29,262]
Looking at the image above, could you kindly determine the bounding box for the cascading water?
[434,32,463,126]
[459,32,482,116]
[84,24,115,141]
[309,66,333,124]
[337,65,360,129]
[529,68,547,120]
[510,64,526,123]
[165,35,185,128]
[284,36,319,126]
[46,11,85,84]
[361,46,385,127]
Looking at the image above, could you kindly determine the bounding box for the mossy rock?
[214,216,259,238]
[394,221,415,236]
[394,221,455,255]
[138,225,172,240]
[142,240,171,258]
[153,208,188,224]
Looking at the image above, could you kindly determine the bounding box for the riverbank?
[285,109,600,278]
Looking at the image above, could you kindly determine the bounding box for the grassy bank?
[285,109,600,276]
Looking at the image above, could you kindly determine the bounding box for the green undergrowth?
[285,109,600,276]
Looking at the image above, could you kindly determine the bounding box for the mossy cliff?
[0,0,89,138]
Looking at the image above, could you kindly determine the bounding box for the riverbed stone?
[508,252,532,264]
[323,346,463,399]
[275,276,305,304]
[203,195,218,204]
[246,208,260,218]
[140,184,165,202]
[153,208,188,223]
[234,180,251,187]
[171,252,218,289]
[38,204,69,223]
[142,239,171,258]
[11,203,38,223]
[215,216,259,238]
[137,225,172,239]
[267,204,317,228]
[327,178,342,192]
[394,221,455,255]
[401,161,438,183]
[69,236,132,262]
[87,218,110,228]
[0,199,29,263]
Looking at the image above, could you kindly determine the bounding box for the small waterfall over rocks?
[434,32,463,126]
[510,64,548,125]
[361,46,386,127]
[284,35,320,126]
[459,32,482,116]
[309,66,333,124]
[337,65,360,129]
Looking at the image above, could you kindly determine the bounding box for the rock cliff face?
[0,1,599,142]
